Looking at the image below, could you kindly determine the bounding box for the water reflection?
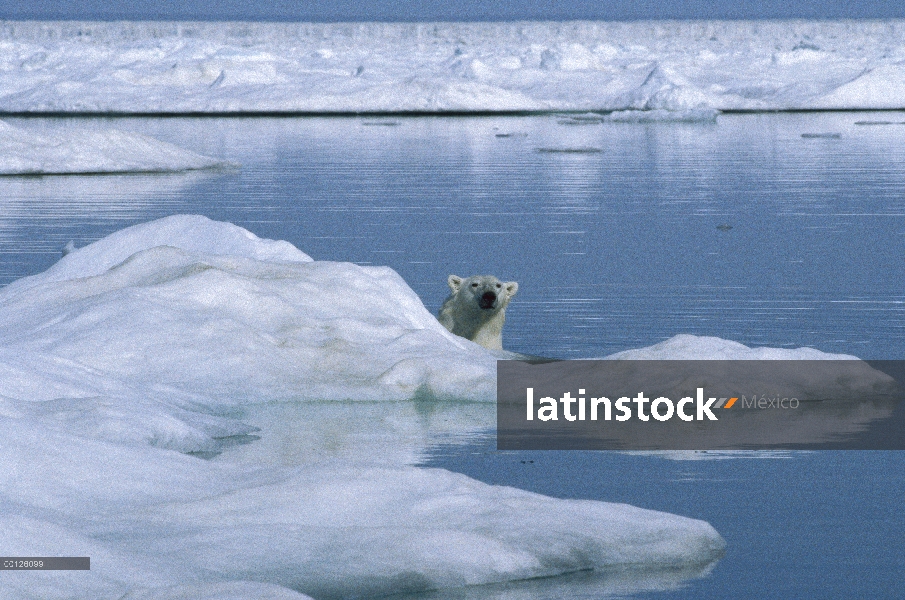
[2,112,905,360]
[387,563,720,600]
[0,169,221,281]
[221,400,725,597]
[226,400,495,468]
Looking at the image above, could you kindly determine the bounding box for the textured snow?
[0,119,229,174]
[0,216,495,404]
[0,20,904,113]
[3,214,312,290]
[8,215,881,598]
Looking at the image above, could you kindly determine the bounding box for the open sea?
[2,111,904,597]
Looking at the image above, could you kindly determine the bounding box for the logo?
[525,387,739,422]
[497,360,905,450]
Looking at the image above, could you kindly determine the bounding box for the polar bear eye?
[496,283,502,288]
[471,283,478,288]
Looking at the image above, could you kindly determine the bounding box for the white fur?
[438,274,518,351]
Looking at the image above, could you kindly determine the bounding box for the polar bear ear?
[504,281,518,297]
[448,275,463,292]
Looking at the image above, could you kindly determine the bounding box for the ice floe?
[0,216,496,404]
[605,333,861,360]
[0,120,229,174]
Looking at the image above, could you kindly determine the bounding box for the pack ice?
[0,215,728,598]
[1,20,904,113]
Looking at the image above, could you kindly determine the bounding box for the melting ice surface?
[1,20,905,113]
[0,215,888,599]
[0,120,228,174]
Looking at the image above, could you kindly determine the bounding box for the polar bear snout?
[479,291,497,309]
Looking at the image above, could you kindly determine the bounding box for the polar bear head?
[438,275,518,350]
[446,274,518,312]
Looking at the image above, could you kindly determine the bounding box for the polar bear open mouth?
[479,291,497,309]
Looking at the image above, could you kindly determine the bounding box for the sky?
[2,0,904,22]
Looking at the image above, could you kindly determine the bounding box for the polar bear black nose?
[479,291,497,309]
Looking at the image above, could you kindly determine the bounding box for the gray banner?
[497,360,905,450]
[0,557,90,570]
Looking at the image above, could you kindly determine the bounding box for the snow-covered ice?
[0,215,738,599]
[3,215,886,598]
[0,216,497,403]
[0,119,228,174]
[604,333,861,360]
[0,20,904,113]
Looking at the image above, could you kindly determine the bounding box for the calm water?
[416,444,905,599]
[2,112,904,597]
[3,112,905,359]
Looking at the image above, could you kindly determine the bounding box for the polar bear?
[438,274,518,351]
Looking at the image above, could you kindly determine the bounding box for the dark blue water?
[2,113,904,598]
[3,112,905,360]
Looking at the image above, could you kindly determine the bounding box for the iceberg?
[0,20,904,113]
[0,120,229,174]
[0,215,728,599]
